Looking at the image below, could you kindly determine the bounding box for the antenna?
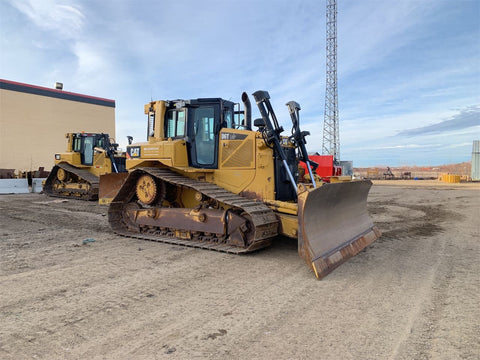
[322,0,340,163]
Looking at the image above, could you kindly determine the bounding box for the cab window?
[224,109,233,128]
[96,137,105,149]
[83,136,94,165]
[193,107,215,165]
[73,136,82,152]
[166,110,186,138]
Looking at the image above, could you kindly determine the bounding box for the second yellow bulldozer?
[44,132,127,201]
[107,91,380,279]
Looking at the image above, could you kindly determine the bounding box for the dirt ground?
[1,180,479,359]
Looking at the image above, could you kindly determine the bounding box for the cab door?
[81,136,94,165]
[189,104,220,169]
[72,134,94,166]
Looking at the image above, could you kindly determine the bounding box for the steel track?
[109,167,279,253]
[43,163,100,200]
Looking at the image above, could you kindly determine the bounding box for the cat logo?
[128,146,141,158]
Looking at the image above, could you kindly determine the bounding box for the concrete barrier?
[0,179,30,194]
[0,178,47,194]
[32,178,47,193]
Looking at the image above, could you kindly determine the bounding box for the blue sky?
[1,0,479,167]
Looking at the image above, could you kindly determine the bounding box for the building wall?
[0,79,115,172]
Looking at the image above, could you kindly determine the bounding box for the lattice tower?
[322,0,340,163]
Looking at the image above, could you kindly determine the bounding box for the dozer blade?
[297,180,380,279]
[99,173,129,205]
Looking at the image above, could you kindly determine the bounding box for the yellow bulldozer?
[44,132,127,201]
[106,91,380,279]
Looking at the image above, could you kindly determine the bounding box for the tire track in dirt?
[1,187,479,359]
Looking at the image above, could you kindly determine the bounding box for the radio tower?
[322,0,340,163]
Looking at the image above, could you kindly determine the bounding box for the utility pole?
[322,0,340,163]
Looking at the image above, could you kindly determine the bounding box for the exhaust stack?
[241,92,252,130]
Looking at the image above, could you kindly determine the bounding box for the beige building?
[0,79,115,173]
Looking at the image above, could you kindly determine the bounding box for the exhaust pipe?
[241,92,252,130]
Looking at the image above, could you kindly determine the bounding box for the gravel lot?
[1,180,479,359]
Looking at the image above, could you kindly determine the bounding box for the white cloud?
[1,0,478,166]
[8,0,84,38]
[339,0,438,76]
[398,105,480,136]
[365,143,438,151]
[73,42,107,75]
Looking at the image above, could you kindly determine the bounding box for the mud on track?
[1,181,479,359]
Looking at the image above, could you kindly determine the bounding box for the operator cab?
[72,133,109,166]
[70,133,125,172]
[163,98,243,169]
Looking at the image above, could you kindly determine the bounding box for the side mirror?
[253,118,265,128]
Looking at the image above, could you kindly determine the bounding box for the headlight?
[55,154,61,160]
